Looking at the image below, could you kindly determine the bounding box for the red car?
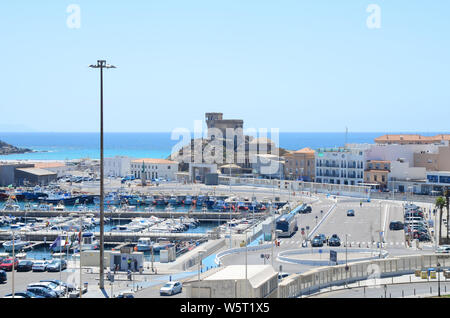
[0,258,19,271]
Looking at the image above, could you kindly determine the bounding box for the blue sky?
[0,0,449,133]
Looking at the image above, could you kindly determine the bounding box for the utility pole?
[89,60,116,290]
[12,231,15,298]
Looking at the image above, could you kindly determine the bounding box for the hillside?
[0,140,32,155]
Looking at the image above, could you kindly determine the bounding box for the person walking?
[133,258,138,272]
[127,258,132,270]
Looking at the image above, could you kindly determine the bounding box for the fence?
[218,177,370,199]
[277,254,450,298]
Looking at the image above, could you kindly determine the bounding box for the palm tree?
[445,188,449,241]
[435,196,446,245]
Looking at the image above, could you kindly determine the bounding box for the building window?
[439,176,450,184]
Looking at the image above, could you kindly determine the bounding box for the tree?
[435,196,446,245]
[445,188,449,241]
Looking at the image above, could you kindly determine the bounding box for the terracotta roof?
[131,158,177,164]
[294,147,315,154]
[375,134,450,143]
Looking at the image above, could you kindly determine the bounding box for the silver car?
[160,281,182,296]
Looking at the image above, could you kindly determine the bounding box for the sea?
[0,132,448,161]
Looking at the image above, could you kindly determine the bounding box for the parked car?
[16,260,34,272]
[303,206,312,213]
[41,279,75,292]
[160,281,182,296]
[347,209,355,217]
[116,291,135,298]
[27,282,65,297]
[0,270,6,283]
[0,258,19,271]
[389,221,404,231]
[26,286,58,298]
[328,234,341,246]
[278,272,290,281]
[46,259,67,272]
[4,291,44,298]
[311,236,324,247]
[436,245,450,253]
[317,234,327,244]
[32,260,48,272]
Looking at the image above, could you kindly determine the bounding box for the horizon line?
[1,131,450,134]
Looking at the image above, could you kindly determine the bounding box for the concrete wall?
[278,254,450,298]
[0,163,33,186]
[414,144,450,171]
[80,250,112,268]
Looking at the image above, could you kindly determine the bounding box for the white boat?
[3,237,31,252]
[136,238,153,251]
[55,202,66,212]
[79,232,99,251]
[2,197,20,212]
[152,241,174,252]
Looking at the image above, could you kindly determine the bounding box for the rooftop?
[375,134,450,143]
[131,158,177,164]
[294,147,315,154]
[204,265,277,288]
[15,168,57,176]
[33,162,66,169]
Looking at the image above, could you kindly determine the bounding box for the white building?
[104,156,133,177]
[364,143,443,163]
[131,158,178,181]
[315,147,365,186]
[186,265,278,298]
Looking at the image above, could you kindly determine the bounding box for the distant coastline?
[0,140,34,156]
[1,131,449,161]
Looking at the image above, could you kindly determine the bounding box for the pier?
[0,230,209,243]
[3,210,266,221]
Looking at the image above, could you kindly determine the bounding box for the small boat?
[183,195,193,205]
[155,197,167,206]
[3,237,31,252]
[168,196,181,205]
[1,195,21,212]
[152,241,174,252]
[136,237,153,251]
[79,232,99,251]
[55,201,66,212]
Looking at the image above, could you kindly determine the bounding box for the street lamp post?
[89,60,116,289]
[437,262,441,297]
[345,233,350,287]
[197,250,205,297]
[379,201,382,258]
